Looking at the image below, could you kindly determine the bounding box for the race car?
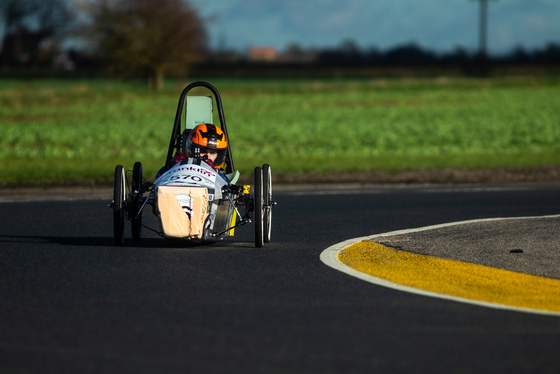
[110,81,274,248]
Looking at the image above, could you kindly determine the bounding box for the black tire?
[262,164,272,243]
[132,161,143,194]
[254,166,264,248]
[131,162,143,241]
[113,165,126,246]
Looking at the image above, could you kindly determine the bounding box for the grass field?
[1,76,560,186]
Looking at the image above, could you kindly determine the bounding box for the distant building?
[247,46,279,62]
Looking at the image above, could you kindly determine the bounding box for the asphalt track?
[1,183,560,373]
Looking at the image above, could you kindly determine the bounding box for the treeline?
[315,42,560,66]
[191,42,560,79]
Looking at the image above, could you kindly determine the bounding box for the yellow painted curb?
[339,241,560,313]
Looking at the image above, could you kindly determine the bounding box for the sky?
[189,0,560,55]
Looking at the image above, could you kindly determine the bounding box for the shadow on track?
[0,235,258,249]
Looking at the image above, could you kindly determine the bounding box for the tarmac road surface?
[1,183,560,373]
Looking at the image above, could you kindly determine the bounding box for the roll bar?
[165,81,235,174]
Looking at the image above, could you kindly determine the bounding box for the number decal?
[170,174,204,182]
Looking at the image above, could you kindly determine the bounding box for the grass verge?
[1,76,559,186]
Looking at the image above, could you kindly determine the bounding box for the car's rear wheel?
[131,161,143,241]
[262,164,272,243]
[113,165,126,246]
[254,166,264,248]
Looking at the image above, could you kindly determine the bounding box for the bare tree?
[80,0,206,90]
[0,0,71,65]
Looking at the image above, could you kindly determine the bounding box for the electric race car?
[110,81,274,248]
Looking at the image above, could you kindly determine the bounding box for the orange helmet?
[186,123,228,169]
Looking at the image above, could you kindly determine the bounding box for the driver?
[186,123,228,170]
[157,123,229,182]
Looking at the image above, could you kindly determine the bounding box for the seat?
[186,96,214,129]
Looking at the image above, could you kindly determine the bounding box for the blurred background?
[1,0,559,83]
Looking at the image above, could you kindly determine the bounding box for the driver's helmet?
[186,123,228,169]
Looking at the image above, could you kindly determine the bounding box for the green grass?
[1,76,560,186]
